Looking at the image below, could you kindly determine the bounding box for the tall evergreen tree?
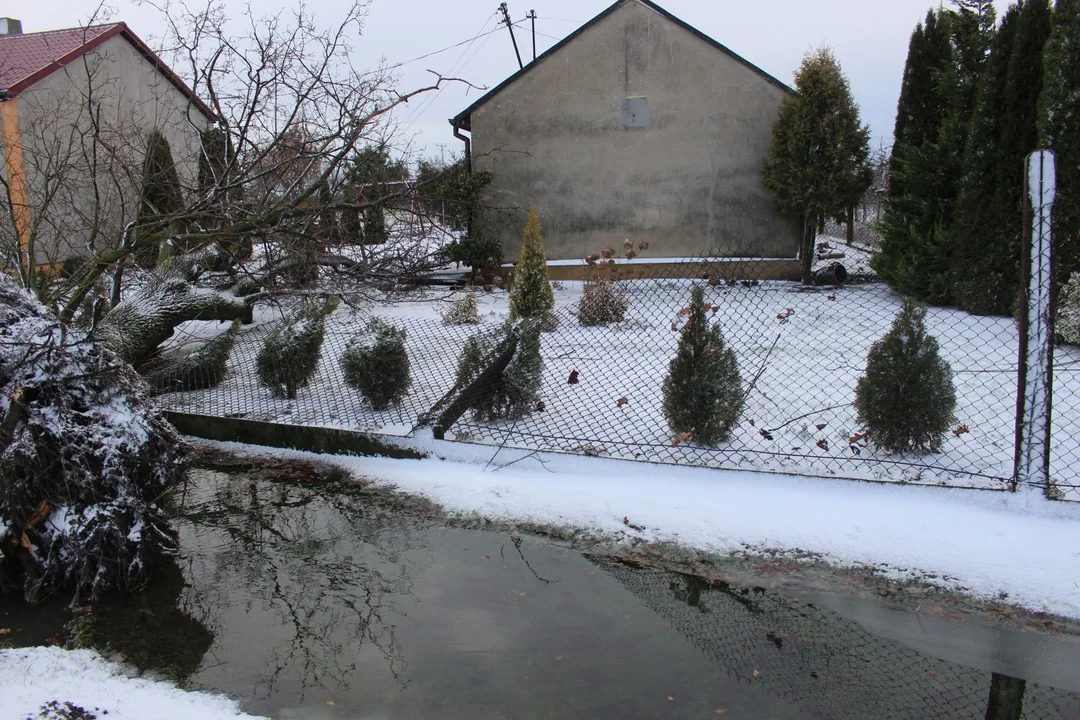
[135,130,185,267]
[763,48,871,284]
[889,11,955,198]
[1039,0,1080,290]
[953,0,1053,315]
[953,6,1023,314]
[874,6,996,306]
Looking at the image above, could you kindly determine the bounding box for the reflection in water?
[588,556,1079,720]
[5,456,1078,719]
[986,673,1027,720]
[177,464,425,701]
[69,560,214,685]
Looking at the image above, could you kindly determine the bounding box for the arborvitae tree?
[1039,0,1080,292]
[509,209,555,320]
[136,130,185,267]
[142,318,241,394]
[340,318,411,410]
[661,285,743,446]
[952,0,1053,315]
[763,48,871,284]
[953,6,1023,313]
[855,300,956,453]
[888,11,955,197]
[256,298,337,399]
[874,6,996,306]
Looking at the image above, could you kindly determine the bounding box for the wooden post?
[1014,150,1056,498]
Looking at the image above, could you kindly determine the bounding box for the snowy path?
[200,437,1080,620]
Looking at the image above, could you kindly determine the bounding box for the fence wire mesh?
[588,555,1080,719]
[155,245,1078,499]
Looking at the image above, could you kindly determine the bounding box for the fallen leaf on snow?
[759,429,774,441]
[953,424,969,437]
[326,701,336,707]
[815,423,827,430]
[567,370,580,385]
[616,397,629,408]
[816,439,830,451]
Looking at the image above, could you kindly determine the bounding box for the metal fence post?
[1014,150,1056,497]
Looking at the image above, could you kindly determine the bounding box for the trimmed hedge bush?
[256,299,336,399]
[855,300,956,453]
[442,290,481,325]
[578,279,629,326]
[661,285,743,446]
[341,318,411,410]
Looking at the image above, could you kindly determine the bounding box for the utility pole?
[498,2,523,70]
[527,9,537,61]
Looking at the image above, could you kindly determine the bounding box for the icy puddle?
[3,461,1080,720]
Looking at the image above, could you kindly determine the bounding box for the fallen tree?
[0,274,186,604]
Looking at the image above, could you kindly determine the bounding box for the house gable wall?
[6,34,208,265]
[469,0,801,261]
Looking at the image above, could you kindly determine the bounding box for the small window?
[620,95,650,128]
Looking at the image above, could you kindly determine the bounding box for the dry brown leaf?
[616,397,629,408]
[0,628,11,635]
[715,711,729,716]
[326,700,336,706]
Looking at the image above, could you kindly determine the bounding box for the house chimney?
[0,18,23,36]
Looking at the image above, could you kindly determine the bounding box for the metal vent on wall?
[620,95,650,128]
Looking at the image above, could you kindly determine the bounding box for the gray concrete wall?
[10,34,208,265]
[468,0,801,262]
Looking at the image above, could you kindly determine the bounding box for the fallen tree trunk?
[421,326,522,440]
[141,319,241,394]
[96,264,253,367]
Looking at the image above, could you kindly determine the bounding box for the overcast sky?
[15,0,1005,163]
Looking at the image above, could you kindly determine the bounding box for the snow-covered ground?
[196,437,1080,620]
[0,646,263,720]
[159,273,1080,496]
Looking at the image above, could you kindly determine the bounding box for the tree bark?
[800,218,816,285]
[96,270,252,367]
[846,204,855,246]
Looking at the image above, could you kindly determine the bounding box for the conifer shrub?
[340,318,411,410]
[578,279,629,326]
[446,234,503,280]
[854,300,956,453]
[257,298,337,399]
[1056,272,1080,345]
[662,285,743,446]
[455,321,542,420]
[509,209,554,321]
[442,290,481,325]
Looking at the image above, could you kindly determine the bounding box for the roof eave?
[450,0,792,127]
[5,22,217,123]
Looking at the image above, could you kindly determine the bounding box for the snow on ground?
[159,275,1080,496]
[197,436,1080,620]
[0,646,264,720]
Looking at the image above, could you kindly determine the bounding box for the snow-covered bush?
[256,299,336,399]
[340,318,411,410]
[455,321,542,420]
[441,290,481,325]
[578,279,630,326]
[0,275,186,604]
[1057,272,1080,345]
[855,300,956,453]
[508,209,555,321]
[662,285,743,446]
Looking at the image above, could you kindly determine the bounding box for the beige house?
[0,19,214,271]
[451,0,801,271]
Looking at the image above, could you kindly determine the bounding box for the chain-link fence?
[155,250,1078,500]
[587,554,1080,719]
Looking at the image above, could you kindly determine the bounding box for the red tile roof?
[0,22,214,120]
